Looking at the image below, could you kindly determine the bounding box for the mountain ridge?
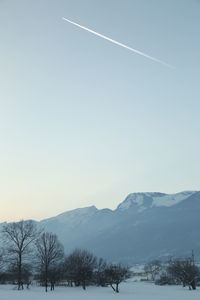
[41,190,197,222]
[1,191,199,264]
[38,191,200,263]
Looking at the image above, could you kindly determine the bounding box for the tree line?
[144,256,200,290]
[0,220,129,292]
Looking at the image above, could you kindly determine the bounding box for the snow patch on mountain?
[41,206,98,227]
[117,191,196,211]
[151,191,196,207]
[118,194,145,210]
[57,206,98,222]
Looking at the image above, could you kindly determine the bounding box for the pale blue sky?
[0,0,200,221]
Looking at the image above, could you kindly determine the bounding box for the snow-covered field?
[0,281,200,300]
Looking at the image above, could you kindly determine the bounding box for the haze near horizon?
[0,0,200,221]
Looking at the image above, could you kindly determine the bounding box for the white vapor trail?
[62,17,174,69]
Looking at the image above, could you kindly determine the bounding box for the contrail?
[62,17,174,69]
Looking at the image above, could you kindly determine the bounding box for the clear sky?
[0,0,200,222]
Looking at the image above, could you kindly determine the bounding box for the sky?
[0,0,200,222]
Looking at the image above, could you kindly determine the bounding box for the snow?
[0,281,200,300]
[151,191,196,208]
[117,191,196,211]
[118,194,145,210]
[57,206,98,223]
[41,206,98,227]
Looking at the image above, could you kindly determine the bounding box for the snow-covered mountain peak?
[117,192,164,211]
[117,191,196,211]
[151,191,196,207]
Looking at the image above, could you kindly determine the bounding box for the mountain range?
[1,191,200,264]
[40,191,200,263]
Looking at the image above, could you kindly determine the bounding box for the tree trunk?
[110,284,116,292]
[191,279,196,290]
[82,280,86,290]
[45,266,48,292]
[18,253,22,290]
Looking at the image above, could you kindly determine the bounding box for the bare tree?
[0,251,3,271]
[6,261,32,288]
[94,257,108,287]
[144,260,162,281]
[0,250,4,282]
[63,253,77,287]
[168,258,199,290]
[35,232,64,292]
[48,263,63,291]
[104,264,129,293]
[2,220,38,290]
[64,249,97,290]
